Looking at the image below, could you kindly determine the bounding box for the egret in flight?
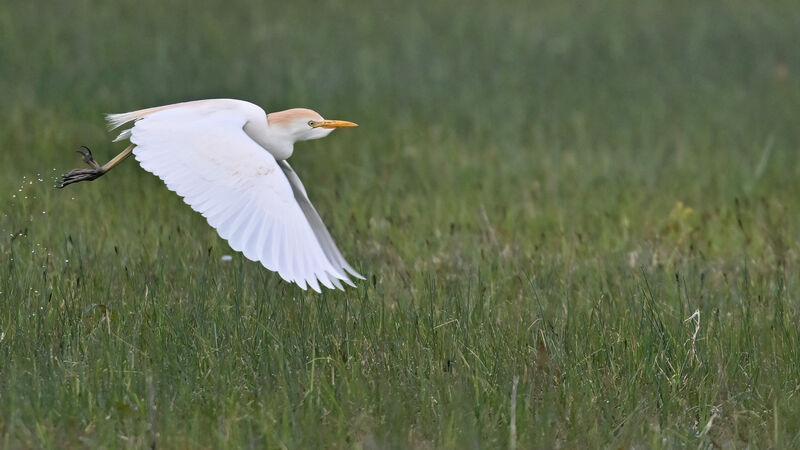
[59,99,363,292]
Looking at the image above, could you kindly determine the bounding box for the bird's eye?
[308,120,315,127]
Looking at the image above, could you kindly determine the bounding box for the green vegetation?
[2,0,800,447]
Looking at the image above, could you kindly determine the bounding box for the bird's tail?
[105,110,146,130]
[106,105,176,142]
[106,100,212,131]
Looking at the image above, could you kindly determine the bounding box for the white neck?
[243,121,295,160]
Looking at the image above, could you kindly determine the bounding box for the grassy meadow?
[2,0,800,447]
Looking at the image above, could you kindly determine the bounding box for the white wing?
[108,100,360,292]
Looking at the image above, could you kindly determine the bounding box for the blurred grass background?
[1,0,800,447]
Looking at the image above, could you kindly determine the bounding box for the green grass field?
[2,0,800,447]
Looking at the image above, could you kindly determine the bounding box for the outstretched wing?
[109,100,359,292]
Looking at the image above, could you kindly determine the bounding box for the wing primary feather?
[317,273,335,290]
[236,208,264,261]
[307,270,321,293]
[300,240,320,293]
[215,199,252,241]
[276,226,294,282]
[226,208,255,251]
[243,213,267,263]
[257,217,278,271]
[329,273,344,290]
[286,221,303,285]
[277,161,363,280]
[270,223,283,276]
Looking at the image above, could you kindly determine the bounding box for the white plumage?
[101,99,362,292]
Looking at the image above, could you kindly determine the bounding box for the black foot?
[57,146,105,188]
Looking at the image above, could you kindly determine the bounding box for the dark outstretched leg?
[58,144,135,188]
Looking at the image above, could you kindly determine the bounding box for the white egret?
[59,99,363,292]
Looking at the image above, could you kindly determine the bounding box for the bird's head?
[267,108,357,143]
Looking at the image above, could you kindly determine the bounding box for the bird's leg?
[58,144,135,188]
